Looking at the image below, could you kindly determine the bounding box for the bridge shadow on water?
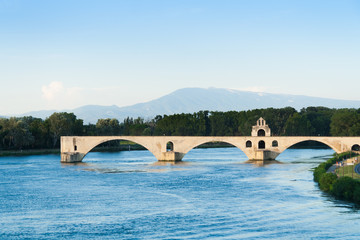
[61,150,193,174]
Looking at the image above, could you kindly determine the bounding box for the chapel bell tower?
[251,117,271,137]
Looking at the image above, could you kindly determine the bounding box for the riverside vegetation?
[313,152,360,205]
[1,107,360,152]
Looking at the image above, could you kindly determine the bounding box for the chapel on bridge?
[251,117,271,137]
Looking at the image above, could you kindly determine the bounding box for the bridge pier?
[249,150,280,161]
[158,151,185,162]
[61,152,84,163]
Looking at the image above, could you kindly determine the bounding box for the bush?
[353,185,360,204]
[331,177,357,201]
[313,151,360,205]
[319,173,338,192]
[313,152,356,183]
[314,165,326,182]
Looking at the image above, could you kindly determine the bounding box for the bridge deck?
[60,136,360,163]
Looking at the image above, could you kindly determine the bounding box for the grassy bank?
[313,152,360,204]
[335,165,360,180]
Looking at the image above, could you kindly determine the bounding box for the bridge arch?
[81,137,158,162]
[352,144,360,151]
[278,139,338,156]
[178,138,251,160]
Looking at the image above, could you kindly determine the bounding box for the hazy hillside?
[19,87,360,123]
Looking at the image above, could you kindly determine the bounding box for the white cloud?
[38,82,163,110]
[41,81,87,110]
[41,81,64,100]
[42,82,84,101]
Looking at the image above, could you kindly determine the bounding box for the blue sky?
[1,0,359,115]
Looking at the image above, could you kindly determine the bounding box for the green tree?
[301,107,334,136]
[313,162,327,182]
[332,177,357,201]
[84,123,97,136]
[319,173,337,192]
[262,107,297,136]
[0,118,8,149]
[96,118,121,136]
[0,117,34,150]
[330,109,360,136]
[46,112,83,147]
[122,117,150,136]
[284,113,315,136]
[154,114,195,136]
[353,185,360,204]
[131,117,149,136]
[209,111,229,136]
[194,111,210,136]
[20,116,49,148]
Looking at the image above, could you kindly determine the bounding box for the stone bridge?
[60,135,360,163]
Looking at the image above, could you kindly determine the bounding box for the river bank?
[313,151,360,205]
[0,149,60,157]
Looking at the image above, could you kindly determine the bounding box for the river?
[1,148,360,239]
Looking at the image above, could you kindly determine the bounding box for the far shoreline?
[0,149,60,157]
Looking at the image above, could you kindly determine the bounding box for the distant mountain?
[20,105,124,124]
[19,109,58,120]
[19,87,360,123]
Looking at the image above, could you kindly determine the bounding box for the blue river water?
[1,147,360,239]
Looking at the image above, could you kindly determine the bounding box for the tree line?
[1,106,360,150]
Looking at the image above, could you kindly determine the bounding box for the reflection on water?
[85,168,147,174]
[244,159,283,166]
[151,160,191,166]
[61,161,91,167]
[1,148,360,239]
[62,158,193,174]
